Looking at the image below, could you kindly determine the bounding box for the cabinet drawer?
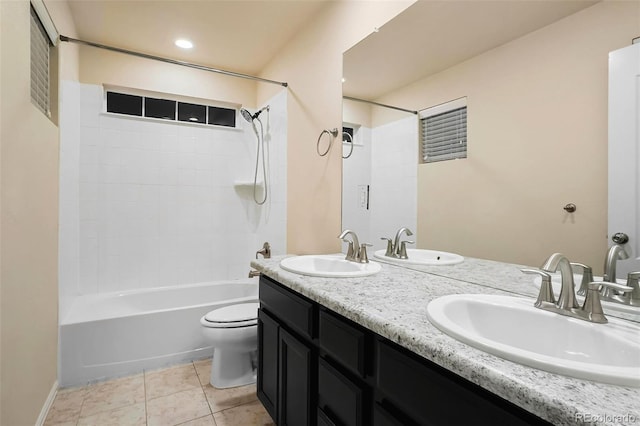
[259,275,314,339]
[373,403,416,426]
[318,358,365,426]
[319,309,367,377]
[376,340,548,425]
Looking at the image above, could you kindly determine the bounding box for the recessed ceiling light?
[175,39,193,49]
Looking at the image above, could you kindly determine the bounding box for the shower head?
[240,108,254,123]
[240,105,269,122]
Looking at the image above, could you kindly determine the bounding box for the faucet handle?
[380,237,394,257]
[359,243,373,263]
[582,282,634,323]
[398,240,414,259]
[521,269,556,307]
[570,262,593,297]
[625,272,640,306]
[342,240,356,261]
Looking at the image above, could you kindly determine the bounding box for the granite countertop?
[251,255,640,426]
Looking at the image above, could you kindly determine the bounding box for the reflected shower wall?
[342,114,417,251]
[59,81,287,321]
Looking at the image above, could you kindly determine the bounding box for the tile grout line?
[74,383,89,426]
[143,368,149,426]
[194,360,216,418]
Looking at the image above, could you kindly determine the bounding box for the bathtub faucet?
[248,270,261,278]
[256,242,271,259]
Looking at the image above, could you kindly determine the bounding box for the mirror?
[342,0,632,269]
[342,1,639,321]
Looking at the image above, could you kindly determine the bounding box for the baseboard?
[35,380,58,426]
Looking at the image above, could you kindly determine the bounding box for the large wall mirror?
[342,0,638,274]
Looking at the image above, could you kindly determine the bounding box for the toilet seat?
[202,302,259,328]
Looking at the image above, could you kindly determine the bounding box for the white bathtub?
[59,280,258,387]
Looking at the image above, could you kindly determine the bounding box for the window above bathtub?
[104,86,239,129]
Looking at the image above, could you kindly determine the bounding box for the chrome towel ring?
[317,128,339,157]
[342,132,354,159]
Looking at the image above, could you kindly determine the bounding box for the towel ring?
[342,132,354,159]
[317,128,339,157]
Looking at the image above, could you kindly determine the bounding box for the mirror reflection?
[342,1,640,321]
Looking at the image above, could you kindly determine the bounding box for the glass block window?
[420,98,467,163]
[30,5,51,115]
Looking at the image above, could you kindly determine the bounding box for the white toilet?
[200,302,259,389]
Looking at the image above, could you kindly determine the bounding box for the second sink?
[279,254,381,278]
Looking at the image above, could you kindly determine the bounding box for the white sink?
[374,249,464,266]
[279,255,382,278]
[532,274,640,320]
[427,294,640,387]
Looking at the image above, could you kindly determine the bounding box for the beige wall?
[343,99,372,129]
[79,46,258,108]
[379,1,639,272]
[258,1,413,254]
[0,0,71,423]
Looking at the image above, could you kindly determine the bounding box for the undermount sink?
[279,254,382,278]
[427,294,640,387]
[532,274,640,320]
[374,249,464,266]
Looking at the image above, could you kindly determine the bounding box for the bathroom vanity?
[252,256,640,426]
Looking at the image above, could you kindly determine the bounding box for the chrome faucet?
[381,227,414,259]
[603,244,629,283]
[393,227,413,258]
[338,229,371,263]
[602,244,629,300]
[526,253,633,323]
[541,253,578,310]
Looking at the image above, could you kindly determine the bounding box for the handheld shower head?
[240,105,270,122]
[240,108,254,123]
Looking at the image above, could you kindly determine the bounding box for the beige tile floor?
[44,358,275,426]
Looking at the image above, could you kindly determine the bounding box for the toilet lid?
[203,302,259,328]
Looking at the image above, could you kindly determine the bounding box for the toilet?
[200,302,259,389]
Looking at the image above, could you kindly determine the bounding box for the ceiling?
[343,0,599,100]
[64,0,599,100]
[65,0,331,76]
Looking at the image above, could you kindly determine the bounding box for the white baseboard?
[35,380,58,426]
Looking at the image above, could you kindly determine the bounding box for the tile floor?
[44,358,275,426]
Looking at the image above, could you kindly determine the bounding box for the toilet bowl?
[200,302,259,389]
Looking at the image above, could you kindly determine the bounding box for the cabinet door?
[279,328,313,426]
[318,358,364,426]
[257,309,279,422]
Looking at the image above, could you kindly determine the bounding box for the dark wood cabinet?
[278,328,313,426]
[258,275,550,426]
[257,309,279,421]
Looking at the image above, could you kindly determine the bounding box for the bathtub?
[59,280,258,387]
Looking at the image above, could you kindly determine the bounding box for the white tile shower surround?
[370,115,418,251]
[59,82,287,319]
[342,115,418,253]
[44,359,274,426]
[341,125,372,245]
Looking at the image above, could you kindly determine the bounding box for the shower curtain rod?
[59,35,288,88]
[343,96,418,115]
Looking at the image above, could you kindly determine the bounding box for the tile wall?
[341,115,418,252]
[59,82,287,321]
